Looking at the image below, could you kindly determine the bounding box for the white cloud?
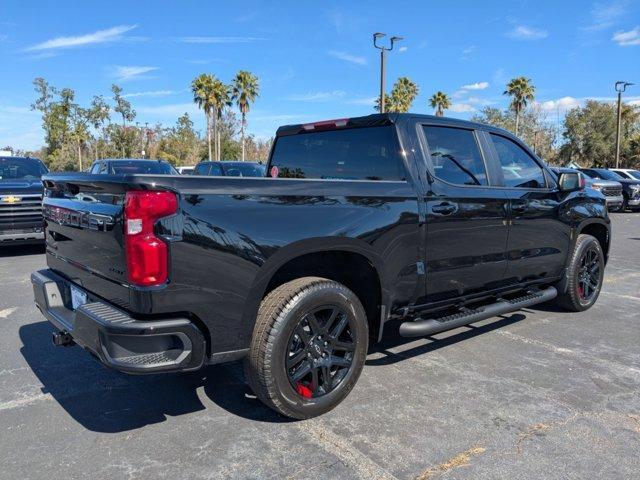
[398,46,408,53]
[628,99,640,106]
[137,103,200,116]
[584,1,627,31]
[122,89,184,98]
[26,25,137,51]
[113,65,158,81]
[506,25,548,40]
[612,26,640,46]
[345,96,377,106]
[535,95,640,112]
[461,45,476,59]
[536,96,583,111]
[450,103,476,113]
[461,81,490,91]
[328,50,367,65]
[287,90,346,102]
[177,36,264,44]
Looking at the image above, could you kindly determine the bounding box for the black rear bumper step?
[398,286,557,337]
[31,269,206,374]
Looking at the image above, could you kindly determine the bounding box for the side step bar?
[398,286,557,338]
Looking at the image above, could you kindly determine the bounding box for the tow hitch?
[52,331,75,347]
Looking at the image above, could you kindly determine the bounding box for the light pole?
[373,33,402,113]
[614,81,634,168]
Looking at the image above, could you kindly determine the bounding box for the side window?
[210,164,223,176]
[422,126,488,186]
[193,164,210,176]
[99,162,108,174]
[89,163,100,174]
[490,134,546,189]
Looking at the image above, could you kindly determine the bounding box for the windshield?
[628,170,640,180]
[594,169,623,181]
[222,163,266,177]
[0,157,48,181]
[111,161,177,175]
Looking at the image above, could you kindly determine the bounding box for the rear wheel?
[244,277,368,419]
[556,234,604,312]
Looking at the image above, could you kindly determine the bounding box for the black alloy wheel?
[285,305,356,399]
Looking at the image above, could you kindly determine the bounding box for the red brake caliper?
[578,284,584,297]
[296,383,313,399]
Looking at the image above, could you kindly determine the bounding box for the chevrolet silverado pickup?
[32,113,610,419]
[1,156,48,245]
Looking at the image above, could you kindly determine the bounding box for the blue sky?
[1,0,639,150]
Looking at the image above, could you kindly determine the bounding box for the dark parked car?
[579,168,640,212]
[193,161,266,177]
[88,158,178,175]
[32,114,610,418]
[0,156,48,245]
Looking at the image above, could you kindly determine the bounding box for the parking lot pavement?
[1,214,639,480]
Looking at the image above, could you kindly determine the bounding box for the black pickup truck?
[32,114,610,419]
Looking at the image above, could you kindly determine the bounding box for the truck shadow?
[20,311,533,431]
[367,313,527,366]
[19,321,288,433]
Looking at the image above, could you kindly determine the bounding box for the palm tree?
[429,91,451,117]
[212,80,231,161]
[503,77,535,136]
[388,77,419,113]
[231,70,260,161]
[191,74,216,161]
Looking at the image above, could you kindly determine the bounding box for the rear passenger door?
[420,124,510,303]
[487,133,569,283]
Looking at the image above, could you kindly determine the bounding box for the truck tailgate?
[42,174,158,310]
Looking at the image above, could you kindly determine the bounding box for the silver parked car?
[554,167,623,211]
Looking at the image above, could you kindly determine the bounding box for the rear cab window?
[422,125,488,186]
[269,126,406,181]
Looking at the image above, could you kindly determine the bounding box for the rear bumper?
[31,269,206,374]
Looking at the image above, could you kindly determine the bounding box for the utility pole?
[373,33,403,113]
[614,81,634,169]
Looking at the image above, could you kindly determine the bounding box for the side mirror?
[558,172,584,192]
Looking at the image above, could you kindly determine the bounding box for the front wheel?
[555,234,605,312]
[245,277,368,419]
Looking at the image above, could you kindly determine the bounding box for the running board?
[398,286,557,338]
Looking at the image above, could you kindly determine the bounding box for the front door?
[487,132,570,283]
[420,124,510,303]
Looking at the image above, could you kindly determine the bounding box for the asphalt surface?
[1,213,639,480]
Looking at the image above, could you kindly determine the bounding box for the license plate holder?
[70,285,88,311]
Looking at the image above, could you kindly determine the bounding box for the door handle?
[431,202,457,215]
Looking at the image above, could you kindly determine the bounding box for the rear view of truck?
[33,176,207,373]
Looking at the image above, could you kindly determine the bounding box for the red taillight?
[124,190,178,287]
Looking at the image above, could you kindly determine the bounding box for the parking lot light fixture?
[373,33,403,114]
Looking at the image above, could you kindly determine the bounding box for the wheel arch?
[240,237,386,347]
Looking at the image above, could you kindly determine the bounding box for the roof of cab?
[275,112,516,139]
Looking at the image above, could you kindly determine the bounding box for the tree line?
[374,75,640,168]
[8,73,640,170]
[23,70,268,171]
